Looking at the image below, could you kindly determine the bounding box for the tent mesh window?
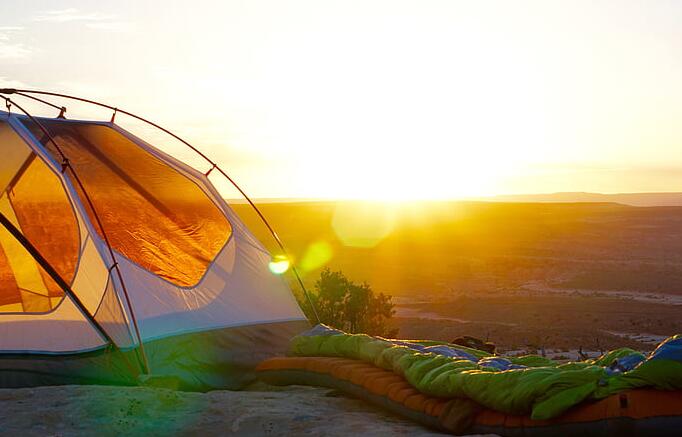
[0,121,78,312]
[22,119,232,287]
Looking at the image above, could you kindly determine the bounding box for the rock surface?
[0,383,495,436]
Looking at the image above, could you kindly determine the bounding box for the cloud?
[0,44,30,60]
[33,8,130,32]
[0,77,30,89]
[0,26,25,38]
[33,8,114,23]
[0,27,31,61]
[86,21,132,32]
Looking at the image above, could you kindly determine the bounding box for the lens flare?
[268,256,290,275]
[332,202,396,248]
[300,240,333,272]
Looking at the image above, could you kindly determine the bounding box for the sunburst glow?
[4,1,682,199]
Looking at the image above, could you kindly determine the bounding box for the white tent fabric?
[105,124,308,342]
[0,109,308,388]
[0,117,107,352]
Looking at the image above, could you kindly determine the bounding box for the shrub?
[300,268,397,337]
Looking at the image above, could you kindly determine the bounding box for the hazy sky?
[2,1,682,199]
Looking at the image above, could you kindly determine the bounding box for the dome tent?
[0,89,309,390]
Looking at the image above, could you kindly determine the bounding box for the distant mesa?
[483,192,682,207]
[225,192,682,207]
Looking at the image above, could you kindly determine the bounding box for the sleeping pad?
[258,325,682,435]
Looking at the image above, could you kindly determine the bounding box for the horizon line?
[226,190,682,201]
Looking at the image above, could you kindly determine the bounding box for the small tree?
[301,268,397,337]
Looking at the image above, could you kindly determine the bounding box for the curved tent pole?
[0,88,321,324]
[7,91,66,117]
[0,94,151,374]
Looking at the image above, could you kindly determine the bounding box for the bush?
[300,268,397,337]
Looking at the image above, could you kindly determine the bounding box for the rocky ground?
[0,383,496,436]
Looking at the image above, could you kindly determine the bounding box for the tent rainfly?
[0,89,309,390]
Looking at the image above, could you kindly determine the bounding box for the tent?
[0,90,309,390]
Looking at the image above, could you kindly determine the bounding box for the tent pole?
[1,88,322,324]
[214,166,321,323]
[0,94,151,375]
[0,213,142,377]
[0,212,116,347]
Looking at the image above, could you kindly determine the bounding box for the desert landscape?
[0,197,678,436]
[4,1,682,434]
[234,198,682,354]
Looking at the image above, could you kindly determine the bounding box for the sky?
[2,0,682,200]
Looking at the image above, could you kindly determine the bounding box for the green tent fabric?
[289,328,682,420]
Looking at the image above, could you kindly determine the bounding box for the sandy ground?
[0,383,496,436]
